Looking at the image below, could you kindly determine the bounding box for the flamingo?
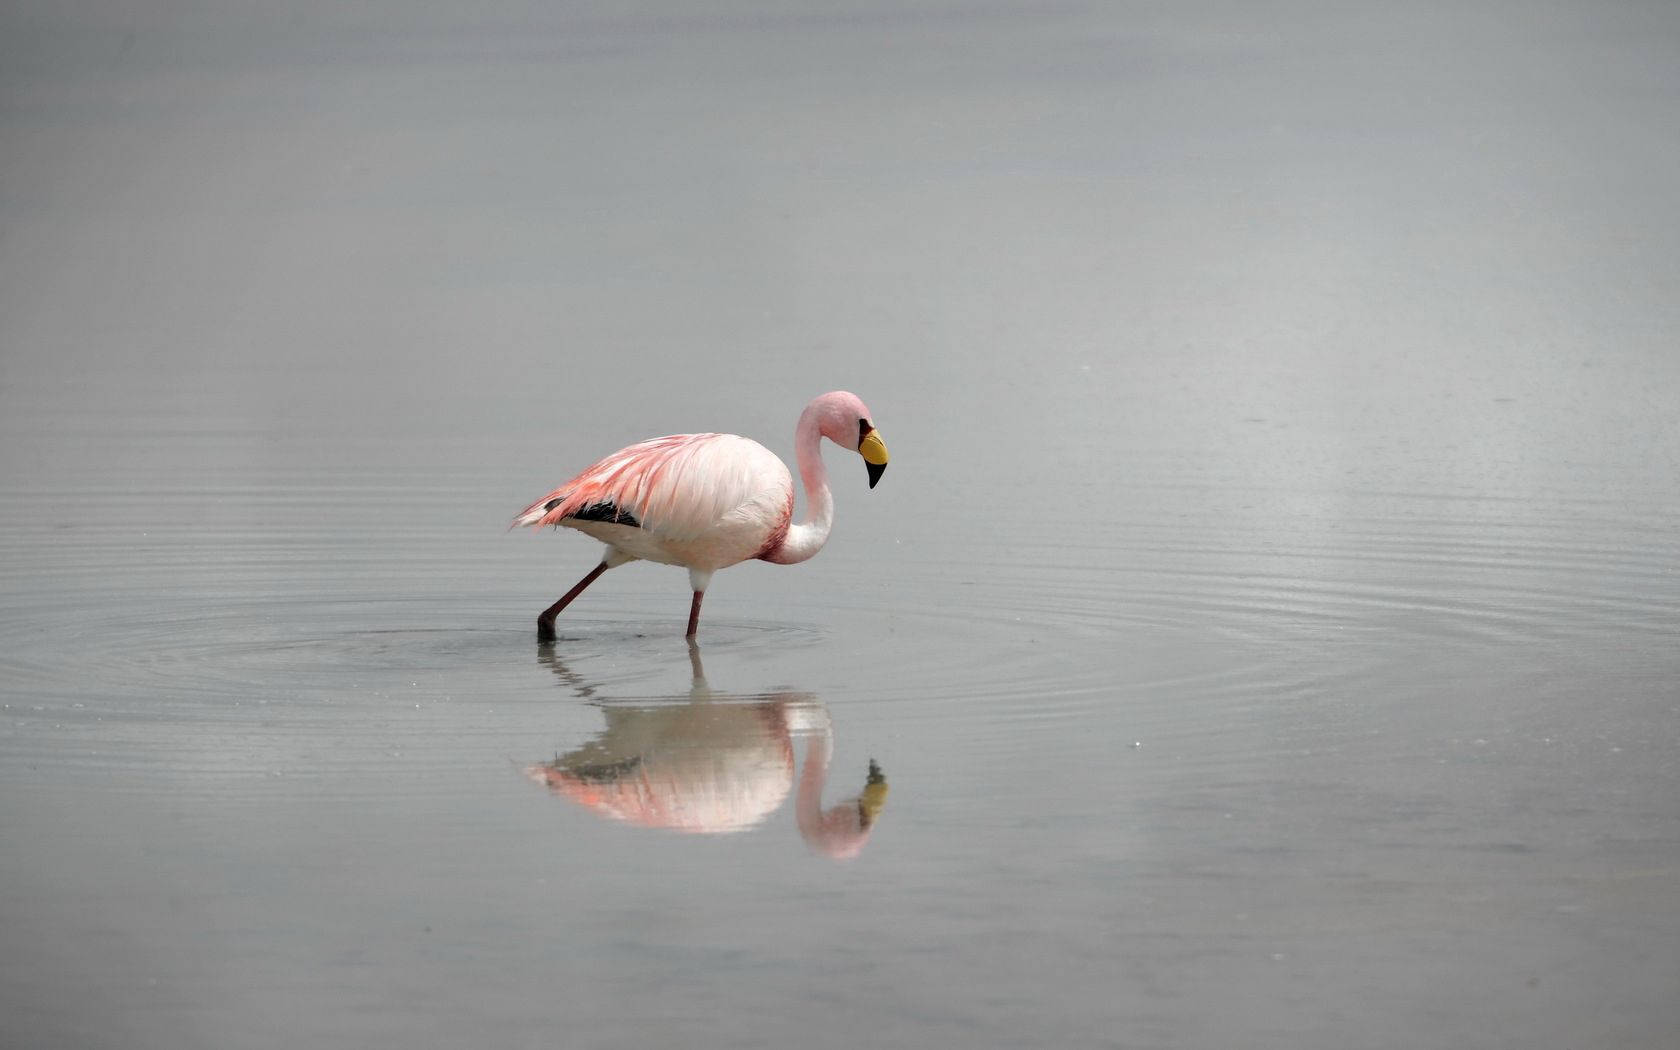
[527,645,889,858]
[512,390,889,639]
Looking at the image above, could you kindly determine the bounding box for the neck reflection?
[527,642,887,859]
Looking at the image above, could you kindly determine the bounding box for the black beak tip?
[866,460,886,489]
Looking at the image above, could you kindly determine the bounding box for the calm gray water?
[4,3,1679,1048]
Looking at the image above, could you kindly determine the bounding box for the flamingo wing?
[512,433,790,543]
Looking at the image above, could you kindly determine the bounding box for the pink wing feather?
[512,432,790,543]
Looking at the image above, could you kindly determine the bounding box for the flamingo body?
[513,391,888,638]
[514,433,793,570]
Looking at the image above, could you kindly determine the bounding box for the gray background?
[3,3,1678,1048]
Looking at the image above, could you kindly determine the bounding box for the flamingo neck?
[764,406,832,565]
[794,732,835,836]
[794,732,870,860]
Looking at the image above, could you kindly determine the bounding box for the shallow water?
[4,2,1680,1048]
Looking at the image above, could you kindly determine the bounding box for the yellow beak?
[859,760,888,826]
[860,430,889,488]
[859,430,889,465]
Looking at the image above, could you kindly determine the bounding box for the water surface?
[3,2,1679,1048]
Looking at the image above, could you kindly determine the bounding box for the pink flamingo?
[525,705,888,858]
[512,391,889,639]
[526,645,889,857]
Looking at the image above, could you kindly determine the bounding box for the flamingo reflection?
[526,644,887,859]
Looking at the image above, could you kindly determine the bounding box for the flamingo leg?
[686,590,704,638]
[537,562,609,641]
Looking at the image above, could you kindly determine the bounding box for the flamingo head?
[811,390,890,489]
[802,758,890,861]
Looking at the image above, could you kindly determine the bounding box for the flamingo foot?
[537,562,609,642]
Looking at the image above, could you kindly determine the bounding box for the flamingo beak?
[858,759,888,827]
[859,429,889,489]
